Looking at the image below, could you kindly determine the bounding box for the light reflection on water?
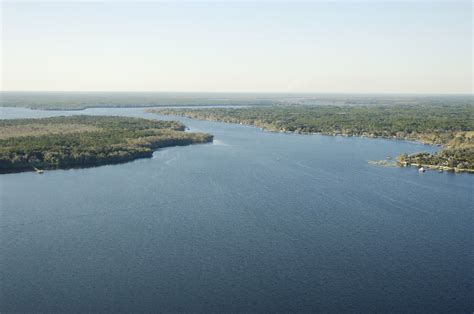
[1,106,472,313]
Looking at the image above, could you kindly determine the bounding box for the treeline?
[0,115,186,131]
[149,105,473,140]
[1,92,471,110]
[149,104,474,172]
[0,92,273,110]
[0,116,213,173]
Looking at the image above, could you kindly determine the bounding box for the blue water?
[1,107,472,312]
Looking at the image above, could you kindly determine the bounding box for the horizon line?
[1,90,473,96]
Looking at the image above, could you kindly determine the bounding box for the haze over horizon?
[2,1,472,94]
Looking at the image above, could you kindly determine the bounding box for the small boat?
[418,167,425,172]
[33,167,44,174]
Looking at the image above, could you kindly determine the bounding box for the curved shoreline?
[0,115,214,174]
[147,108,473,174]
[0,140,213,175]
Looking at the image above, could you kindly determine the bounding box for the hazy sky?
[1,1,472,93]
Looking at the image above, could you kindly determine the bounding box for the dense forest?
[149,104,474,172]
[0,116,213,173]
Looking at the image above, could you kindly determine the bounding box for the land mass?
[148,104,474,173]
[0,116,213,173]
[1,92,471,110]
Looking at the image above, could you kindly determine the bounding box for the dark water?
[1,107,472,313]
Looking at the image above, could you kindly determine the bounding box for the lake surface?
[1,107,472,312]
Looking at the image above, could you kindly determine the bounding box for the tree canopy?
[0,115,213,173]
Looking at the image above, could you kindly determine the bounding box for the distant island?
[0,116,213,173]
[148,104,474,173]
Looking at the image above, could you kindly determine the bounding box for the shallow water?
[1,107,472,312]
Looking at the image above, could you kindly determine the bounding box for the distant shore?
[0,104,254,112]
[148,104,474,174]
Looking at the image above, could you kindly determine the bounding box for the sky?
[1,1,472,93]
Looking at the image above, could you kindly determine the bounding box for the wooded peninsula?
[148,104,474,173]
[0,116,213,173]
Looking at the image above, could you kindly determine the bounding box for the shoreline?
[0,140,213,175]
[368,160,474,173]
[405,163,474,173]
[153,111,440,145]
[0,115,214,175]
[0,104,255,112]
[150,111,474,174]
